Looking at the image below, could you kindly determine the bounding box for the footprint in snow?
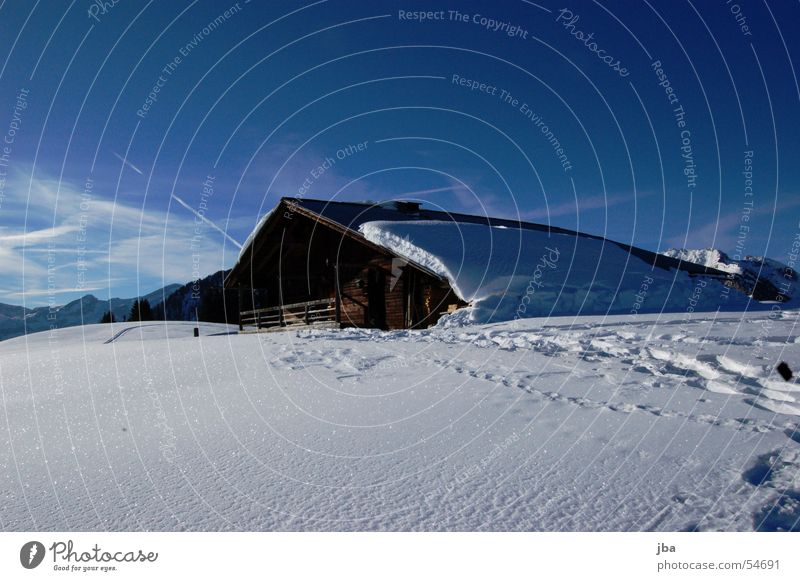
[742,448,800,531]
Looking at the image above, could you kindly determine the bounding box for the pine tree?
[128,298,154,322]
[99,311,115,324]
[151,301,165,321]
[139,299,152,321]
[128,299,141,322]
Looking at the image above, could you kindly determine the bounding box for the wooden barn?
[224,197,466,331]
[224,197,732,331]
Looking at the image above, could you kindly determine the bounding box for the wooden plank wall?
[338,258,408,330]
[339,267,369,327]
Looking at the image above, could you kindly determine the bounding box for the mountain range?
[0,285,181,341]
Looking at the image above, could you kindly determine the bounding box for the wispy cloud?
[665,211,741,252]
[0,224,79,244]
[0,168,230,306]
[6,285,108,298]
[667,196,800,254]
[391,184,468,198]
[521,192,647,221]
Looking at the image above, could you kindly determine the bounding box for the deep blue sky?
[1,0,798,306]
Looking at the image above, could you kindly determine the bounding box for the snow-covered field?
[1,315,799,531]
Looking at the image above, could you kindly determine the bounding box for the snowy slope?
[359,221,767,325]
[1,314,798,531]
[0,321,237,353]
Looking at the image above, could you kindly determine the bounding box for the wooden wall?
[339,265,369,328]
[337,259,465,330]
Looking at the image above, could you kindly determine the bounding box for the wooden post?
[237,284,244,331]
[334,264,342,327]
[406,271,413,329]
[304,304,310,325]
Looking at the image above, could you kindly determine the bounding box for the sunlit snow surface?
[1,315,799,531]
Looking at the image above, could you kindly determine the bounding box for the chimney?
[394,201,421,213]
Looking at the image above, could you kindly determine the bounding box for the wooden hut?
[224,198,466,330]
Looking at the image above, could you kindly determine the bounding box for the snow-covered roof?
[236,209,273,262]
[360,220,762,325]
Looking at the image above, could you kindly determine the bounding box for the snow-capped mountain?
[0,284,181,341]
[663,248,796,302]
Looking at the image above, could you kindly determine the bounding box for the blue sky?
[0,0,798,306]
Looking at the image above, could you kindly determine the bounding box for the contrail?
[392,184,466,197]
[171,194,243,249]
[112,151,143,175]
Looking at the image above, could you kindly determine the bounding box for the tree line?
[99,298,156,324]
[98,271,239,325]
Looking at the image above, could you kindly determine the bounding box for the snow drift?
[359,221,785,325]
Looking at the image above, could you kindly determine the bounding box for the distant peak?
[663,248,731,267]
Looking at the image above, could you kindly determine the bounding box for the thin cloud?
[668,195,800,254]
[521,192,648,221]
[392,184,468,198]
[0,224,78,244]
[6,286,107,298]
[112,151,144,175]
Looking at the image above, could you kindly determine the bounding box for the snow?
[237,210,272,261]
[664,247,797,300]
[359,221,765,325]
[663,248,742,274]
[0,321,237,353]
[1,312,799,531]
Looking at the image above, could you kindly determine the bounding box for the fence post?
[237,284,244,331]
[304,304,310,325]
[334,265,342,327]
